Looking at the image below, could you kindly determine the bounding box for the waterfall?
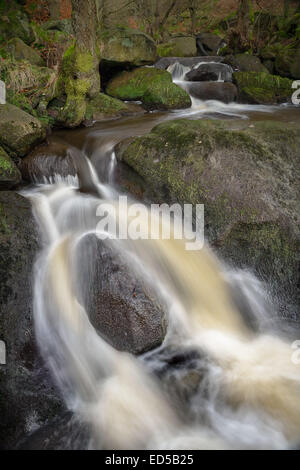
[23,134,300,449]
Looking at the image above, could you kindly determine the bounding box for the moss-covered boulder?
[116,119,300,317]
[84,93,129,122]
[158,36,197,58]
[3,37,44,66]
[0,104,46,159]
[106,67,191,110]
[99,27,157,67]
[274,46,300,80]
[233,72,293,104]
[0,147,21,189]
[0,191,63,448]
[224,54,269,73]
[0,0,34,46]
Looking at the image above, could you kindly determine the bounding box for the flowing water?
[22,64,300,450]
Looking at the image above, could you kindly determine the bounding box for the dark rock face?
[187,82,238,103]
[116,119,300,320]
[185,63,233,82]
[86,241,167,355]
[196,33,225,56]
[20,140,77,183]
[0,192,63,449]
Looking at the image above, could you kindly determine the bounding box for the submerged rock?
[188,82,237,103]
[106,67,191,110]
[0,104,46,159]
[0,147,21,189]
[0,192,63,449]
[158,36,197,58]
[233,71,293,104]
[4,37,44,66]
[99,27,157,67]
[116,119,300,318]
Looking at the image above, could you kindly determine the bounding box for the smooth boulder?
[196,33,225,56]
[224,54,269,73]
[0,104,46,158]
[106,67,191,110]
[185,62,233,82]
[116,119,300,318]
[188,82,237,103]
[99,27,157,67]
[158,36,197,58]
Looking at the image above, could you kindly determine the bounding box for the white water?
[167,60,276,118]
[22,133,300,449]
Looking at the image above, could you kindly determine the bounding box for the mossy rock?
[233,71,293,104]
[116,119,300,317]
[99,27,157,66]
[224,54,269,73]
[4,37,44,66]
[0,1,34,45]
[158,36,197,57]
[0,146,21,189]
[106,67,191,110]
[85,93,129,122]
[0,103,46,158]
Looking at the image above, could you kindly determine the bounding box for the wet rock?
[0,147,21,189]
[0,191,63,449]
[185,62,233,82]
[155,56,223,70]
[84,93,130,122]
[158,36,197,58]
[99,27,157,67]
[106,67,191,110]
[19,140,76,183]
[196,33,225,56]
[116,119,300,319]
[0,104,46,159]
[4,37,44,66]
[86,241,167,355]
[233,71,293,104]
[224,54,269,73]
[188,82,237,103]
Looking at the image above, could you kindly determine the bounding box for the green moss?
[107,67,191,110]
[233,71,293,104]
[85,93,127,120]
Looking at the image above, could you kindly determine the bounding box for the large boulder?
[224,54,269,73]
[0,147,21,189]
[0,104,46,159]
[4,37,44,66]
[274,46,300,80]
[116,119,300,318]
[196,33,225,56]
[185,63,233,82]
[158,36,197,58]
[106,67,191,110]
[187,82,237,103]
[0,192,63,449]
[233,72,294,104]
[84,93,130,122]
[87,241,167,354]
[99,27,157,67]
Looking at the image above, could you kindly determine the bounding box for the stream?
[21,62,300,450]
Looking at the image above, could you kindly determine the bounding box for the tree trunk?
[236,0,252,50]
[61,0,101,127]
[189,7,197,34]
